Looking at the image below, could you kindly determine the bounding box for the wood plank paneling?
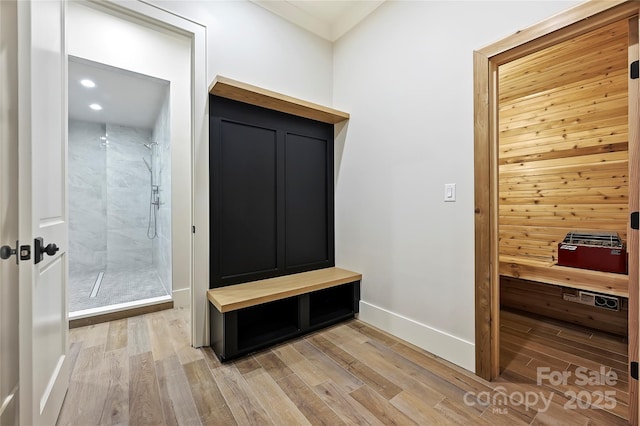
[475,0,639,418]
[498,19,630,296]
[500,276,628,335]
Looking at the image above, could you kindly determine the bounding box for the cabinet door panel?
[211,95,334,287]
[285,133,330,269]
[218,121,278,280]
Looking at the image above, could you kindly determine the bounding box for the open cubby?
[208,270,360,361]
[237,297,299,351]
[309,283,357,327]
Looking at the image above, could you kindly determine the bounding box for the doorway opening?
[474,1,640,423]
[494,17,630,420]
[68,57,172,317]
[65,0,195,326]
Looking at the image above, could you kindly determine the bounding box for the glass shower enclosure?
[68,56,172,317]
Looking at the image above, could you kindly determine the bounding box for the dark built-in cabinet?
[208,81,359,361]
[210,95,335,288]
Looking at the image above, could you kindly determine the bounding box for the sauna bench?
[499,256,628,298]
[208,267,362,361]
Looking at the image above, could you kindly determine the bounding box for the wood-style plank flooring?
[57,307,629,425]
[500,308,629,423]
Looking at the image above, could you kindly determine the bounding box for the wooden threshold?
[209,75,349,124]
[69,300,173,328]
[207,267,361,313]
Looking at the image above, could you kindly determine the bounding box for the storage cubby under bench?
[207,267,361,361]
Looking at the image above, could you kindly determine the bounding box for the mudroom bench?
[207,267,362,361]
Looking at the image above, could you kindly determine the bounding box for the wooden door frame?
[473,0,640,415]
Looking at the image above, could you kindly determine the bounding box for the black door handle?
[1,241,31,264]
[34,237,59,264]
[0,241,18,264]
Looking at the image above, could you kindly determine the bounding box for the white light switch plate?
[444,183,456,202]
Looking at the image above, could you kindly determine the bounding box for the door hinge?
[632,212,639,230]
[632,361,638,380]
[192,226,196,234]
[632,60,639,79]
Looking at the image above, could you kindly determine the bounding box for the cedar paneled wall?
[498,20,629,265]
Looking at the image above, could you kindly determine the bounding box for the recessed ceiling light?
[89,103,102,111]
[80,79,96,88]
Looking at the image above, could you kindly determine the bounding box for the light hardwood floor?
[500,308,629,423]
[57,307,629,425]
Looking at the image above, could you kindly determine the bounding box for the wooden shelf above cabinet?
[209,76,349,124]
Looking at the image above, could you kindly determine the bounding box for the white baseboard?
[172,287,190,308]
[358,300,475,372]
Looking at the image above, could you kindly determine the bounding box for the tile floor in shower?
[69,266,169,312]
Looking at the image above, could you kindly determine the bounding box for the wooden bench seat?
[208,267,362,313]
[499,255,628,298]
[208,267,362,361]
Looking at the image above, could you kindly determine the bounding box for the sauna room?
[484,17,633,420]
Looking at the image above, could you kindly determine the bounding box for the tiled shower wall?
[69,119,156,276]
[104,123,154,271]
[152,91,172,294]
[68,120,107,277]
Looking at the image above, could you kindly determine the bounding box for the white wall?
[144,0,334,345]
[333,0,581,371]
[138,0,585,368]
[150,0,334,104]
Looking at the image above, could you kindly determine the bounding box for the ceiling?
[68,1,382,130]
[251,0,385,42]
[68,56,169,130]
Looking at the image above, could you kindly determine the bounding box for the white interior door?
[17,1,70,425]
[0,1,20,424]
